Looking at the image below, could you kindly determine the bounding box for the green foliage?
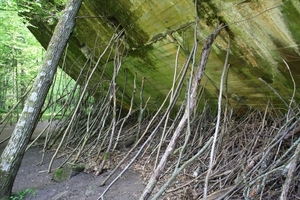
[55,168,63,177]
[0,0,76,123]
[0,1,43,120]
[54,0,67,6]
[10,188,36,200]
[17,0,66,27]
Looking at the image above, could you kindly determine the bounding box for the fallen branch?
[280,142,300,200]
[152,136,213,199]
[140,24,223,200]
[204,34,230,200]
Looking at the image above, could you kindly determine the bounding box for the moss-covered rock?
[52,163,84,182]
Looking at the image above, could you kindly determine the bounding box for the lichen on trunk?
[0,0,83,199]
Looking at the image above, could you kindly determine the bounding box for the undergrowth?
[10,188,36,200]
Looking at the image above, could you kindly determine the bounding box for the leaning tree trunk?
[0,0,82,199]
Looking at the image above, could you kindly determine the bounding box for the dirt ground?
[0,122,145,200]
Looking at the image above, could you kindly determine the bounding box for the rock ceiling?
[26,0,300,111]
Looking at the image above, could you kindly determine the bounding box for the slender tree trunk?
[0,0,82,199]
[20,69,26,109]
[15,55,19,121]
[0,73,5,111]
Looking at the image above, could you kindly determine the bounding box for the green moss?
[104,152,109,161]
[97,0,150,47]
[197,1,219,26]
[10,188,36,200]
[281,1,300,44]
[52,168,68,182]
[54,0,67,6]
[69,163,85,172]
[130,45,156,72]
[54,168,64,179]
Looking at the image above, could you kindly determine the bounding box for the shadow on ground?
[0,123,144,200]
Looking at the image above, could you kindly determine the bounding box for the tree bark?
[0,0,82,199]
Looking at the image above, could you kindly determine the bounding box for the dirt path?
[0,123,145,200]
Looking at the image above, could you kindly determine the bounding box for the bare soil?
[0,122,145,200]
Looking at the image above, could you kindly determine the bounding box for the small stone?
[52,163,84,182]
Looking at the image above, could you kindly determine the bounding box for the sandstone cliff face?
[26,0,300,110]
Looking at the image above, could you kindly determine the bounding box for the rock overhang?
[24,0,300,111]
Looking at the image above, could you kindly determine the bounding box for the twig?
[152,137,213,199]
[154,45,180,169]
[204,36,230,199]
[98,33,125,173]
[258,78,289,108]
[140,24,223,200]
[47,32,120,173]
[0,84,32,125]
[98,91,174,199]
[25,122,50,151]
[283,59,297,121]
[99,89,172,186]
[113,71,136,150]
[280,142,300,200]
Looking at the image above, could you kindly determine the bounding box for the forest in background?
[0,1,300,200]
[0,0,75,124]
